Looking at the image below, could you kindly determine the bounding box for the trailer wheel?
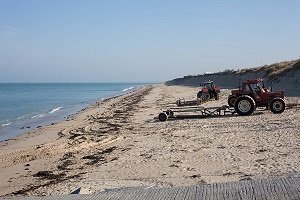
[228,95,237,107]
[234,95,256,116]
[158,113,168,122]
[270,98,285,114]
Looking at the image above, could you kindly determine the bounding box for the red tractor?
[228,78,285,115]
[197,81,221,101]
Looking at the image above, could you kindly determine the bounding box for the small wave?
[49,106,63,114]
[1,122,11,127]
[31,114,45,119]
[17,116,26,120]
[17,113,35,120]
[122,87,134,92]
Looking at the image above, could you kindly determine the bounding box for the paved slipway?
[1,85,300,199]
[5,177,300,199]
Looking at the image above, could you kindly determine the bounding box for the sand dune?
[166,59,300,96]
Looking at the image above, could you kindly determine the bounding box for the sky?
[0,0,300,83]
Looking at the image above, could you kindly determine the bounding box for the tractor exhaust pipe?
[271,81,273,91]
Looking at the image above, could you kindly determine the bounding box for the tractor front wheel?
[228,95,237,107]
[270,98,285,114]
[197,91,202,98]
[234,95,256,116]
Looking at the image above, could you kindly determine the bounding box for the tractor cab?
[202,81,215,90]
[241,79,264,99]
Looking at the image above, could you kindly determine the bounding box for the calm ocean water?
[0,83,145,141]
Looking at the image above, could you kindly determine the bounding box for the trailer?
[158,105,235,122]
[158,101,300,122]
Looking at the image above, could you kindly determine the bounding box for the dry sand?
[0,84,300,197]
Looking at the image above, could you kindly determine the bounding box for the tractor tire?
[158,113,168,122]
[202,93,210,101]
[270,98,285,114]
[197,91,202,98]
[228,95,237,107]
[234,95,256,116]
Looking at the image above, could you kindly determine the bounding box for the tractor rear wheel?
[234,95,256,116]
[215,94,220,100]
[270,98,285,114]
[202,93,210,101]
[228,95,237,107]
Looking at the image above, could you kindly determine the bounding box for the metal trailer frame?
[158,105,235,122]
[286,102,300,110]
[175,96,219,107]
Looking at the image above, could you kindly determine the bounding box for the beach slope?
[0,84,300,196]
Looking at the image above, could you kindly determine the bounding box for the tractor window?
[253,83,263,92]
[206,84,212,89]
[251,84,258,91]
[250,83,261,95]
[244,84,251,92]
[257,82,264,90]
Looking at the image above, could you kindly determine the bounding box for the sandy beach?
[1,84,300,197]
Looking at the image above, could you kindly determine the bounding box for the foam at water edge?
[1,122,12,127]
[49,106,63,114]
[122,87,134,92]
[31,114,46,119]
[17,114,32,120]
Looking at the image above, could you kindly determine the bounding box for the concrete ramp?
[5,176,300,199]
[95,176,300,200]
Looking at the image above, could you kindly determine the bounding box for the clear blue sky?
[0,0,299,83]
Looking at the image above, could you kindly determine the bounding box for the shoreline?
[0,85,154,196]
[0,85,145,142]
[1,84,300,197]
[1,85,146,143]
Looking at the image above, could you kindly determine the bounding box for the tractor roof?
[203,80,214,84]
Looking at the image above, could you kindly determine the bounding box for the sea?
[0,83,147,141]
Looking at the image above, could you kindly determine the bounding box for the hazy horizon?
[1,1,300,83]
[0,81,160,84]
